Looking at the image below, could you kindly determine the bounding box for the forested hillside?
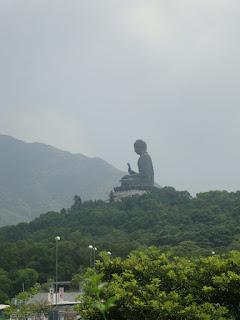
[1,187,240,302]
[0,135,123,226]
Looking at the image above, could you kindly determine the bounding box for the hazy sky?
[1,0,240,194]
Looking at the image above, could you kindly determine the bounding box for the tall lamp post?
[88,245,93,268]
[55,236,60,304]
[88,245,97,269]
[93,247,97,270]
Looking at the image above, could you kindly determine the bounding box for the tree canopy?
[1,187,240,301]
[77,247,240,319]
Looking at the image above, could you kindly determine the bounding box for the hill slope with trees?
[0,134,123,226]
[1,187,240,301]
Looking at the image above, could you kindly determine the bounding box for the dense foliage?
[78,248,240,320]
[1,187,240,301]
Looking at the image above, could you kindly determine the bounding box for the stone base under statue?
[112,185,157,201]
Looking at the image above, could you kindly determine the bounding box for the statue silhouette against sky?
[120,139,154,188]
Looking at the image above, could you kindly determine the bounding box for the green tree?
[15,268,39,292]
[75,270,116,320]
[70,195,82,212]
[78,248,235,320]
[0,268,12,302]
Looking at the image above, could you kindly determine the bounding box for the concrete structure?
[10,292,82,320]
[27,292,81,306]
[113,189,150,201]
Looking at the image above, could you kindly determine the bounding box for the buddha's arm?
[127,163,137,175]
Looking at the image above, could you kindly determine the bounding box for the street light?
[88,245,93,268]
[88,245,97,269]
[93,247,97,270]
[55,236,60,304]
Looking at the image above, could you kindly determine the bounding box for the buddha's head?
[134,139,147,155]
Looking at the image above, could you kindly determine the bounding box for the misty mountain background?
[0,134,124,226]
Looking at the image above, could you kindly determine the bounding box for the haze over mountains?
[0,134,124,226]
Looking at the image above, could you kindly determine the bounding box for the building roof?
[27,292,81,305]
[0,305,10,311]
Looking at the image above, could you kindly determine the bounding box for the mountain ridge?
[0,134,124,226]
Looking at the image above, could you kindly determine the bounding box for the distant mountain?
[0,135,124,226]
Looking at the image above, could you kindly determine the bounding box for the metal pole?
[56,239,58,304]
[93,247,97,270]
[90,248,92,268]
[88,245,93,268]
[55,236,60,305]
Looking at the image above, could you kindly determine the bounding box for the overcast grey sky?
[1,0,240,194]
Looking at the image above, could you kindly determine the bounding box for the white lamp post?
[93,247,97,270]
[88,245,93,268]
[88,245,98,270]
[55,236,60,304]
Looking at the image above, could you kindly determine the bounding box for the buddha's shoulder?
[139,153,152,161]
